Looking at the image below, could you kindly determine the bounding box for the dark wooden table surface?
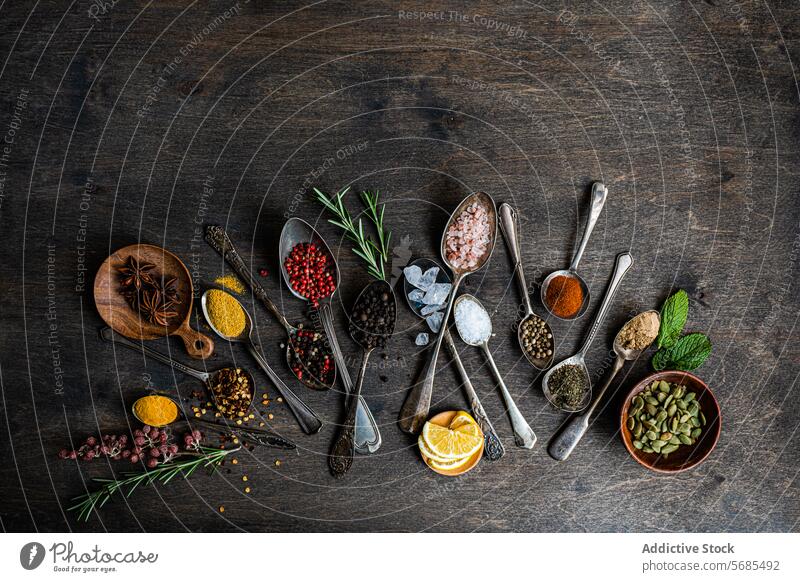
[1,0,798,533]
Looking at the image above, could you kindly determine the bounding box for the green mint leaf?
[657,289,689,349]
[651,348,672,371]
[664,333,712,371]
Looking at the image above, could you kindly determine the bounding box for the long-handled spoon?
[101,328,295,449]
[329,280,396,477]
[200,291,323,434]
[403,257,504,461]
[547,310,660,460]
[498,203,555,370]
[399,192,497,435]
[279,217,381,453]
[205,225,335,390]
[453,294,537,449]
[542,252,634,412]
[540,182,608,320]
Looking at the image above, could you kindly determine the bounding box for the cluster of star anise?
[117,256,182,327]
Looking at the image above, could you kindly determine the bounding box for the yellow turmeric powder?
[133,395,179,427]
[205,289,246,338]
[214,274,245,294]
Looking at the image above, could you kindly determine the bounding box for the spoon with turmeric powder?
[201,290,324,435]
[131,393,295,450]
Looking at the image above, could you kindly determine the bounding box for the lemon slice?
[418,435,461,463]
[449,411,476,430]
[422,421,483,460]
[427,453,474,472]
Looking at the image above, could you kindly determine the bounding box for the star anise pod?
[151,301,179,327]
[118,256,156,291]
[163,277,181,305]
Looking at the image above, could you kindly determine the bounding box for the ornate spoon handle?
[329,349,371,477]
[204,225,291,330]
[443,330,504,461]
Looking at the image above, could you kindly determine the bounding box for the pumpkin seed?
[658,380,671,393]
[679,434,692,445]
[664,395,674,407]
[646,430,659,441]
[642,446,654,453]
[646,403,658,416]
[657,392,667,403]
[645,396,659,406]
[627,416,635,430]
[680,413,691,423]
[700,411,707,426]
[661,444,679,454]
[634,422,644,438]
[660,432,673,441]
[676,399,687,411]
[633,396,644,409]
[691,428,702,438]
[683,392,696,403]
[669,435,681,445]
[670,417,679,432]
[667,403,677,417]
[633,440,643,450]
[690,417,701,428]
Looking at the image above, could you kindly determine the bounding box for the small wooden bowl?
[94,244,214,359]
[620,371,721,474]
[419,410,484,477]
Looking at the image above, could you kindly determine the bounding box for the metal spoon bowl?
[329,280,397,477]
[403,257,505,461]
[547,310,660,461]
[200,290,324,435]
[541,251,633,413]
[540,182,608,321]
[453,294,537,449]
[130,393,296,450]
[498,203,554,370]
[399,192,498,435]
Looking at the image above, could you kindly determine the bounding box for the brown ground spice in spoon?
[545,275,583,318]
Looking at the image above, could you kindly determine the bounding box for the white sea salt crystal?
[408,289,425,303]
[415,332,430,346]
[417,266,440,291]
[423,282,451,305]
[454,298,492,344]
[426,311,444,333]
[403,265,423,288]
[420,303,444,316]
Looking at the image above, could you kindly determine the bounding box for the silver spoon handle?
[245,340,323,435]
[547,355,624,461]
[399,276,463,434]
[443,330,504,461]
[578,252,633,358]
[190,417,296,450]
[100,327,209,382]
[328,350,371,477]
[205,225,292,331]
[319,303,381,453]
[499,203,533,315]
[569,182,608,272]
[482,345,536,449]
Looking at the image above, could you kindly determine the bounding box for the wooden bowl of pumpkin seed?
[620,371,721,473]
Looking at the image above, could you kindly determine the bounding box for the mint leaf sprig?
[651,289,712,372]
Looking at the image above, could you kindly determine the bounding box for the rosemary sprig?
[68,446,238,522]
[313,187,391,280]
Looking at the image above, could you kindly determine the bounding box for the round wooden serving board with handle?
[94,244,214,359]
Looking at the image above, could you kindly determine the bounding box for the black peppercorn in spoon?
[328,280,396,477]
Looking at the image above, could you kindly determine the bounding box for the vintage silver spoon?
[540,182,608,320]
[542,252,634,413]
[453,294,537,449]
[200,290,323,434]
[498,202,555,370]
[547,310,661,461]
[399,192,497,435]
[329,280,396,477]
[279,217,381,453]
[100,328,295,449]
[403,257,504,461]
[205,225,334,391]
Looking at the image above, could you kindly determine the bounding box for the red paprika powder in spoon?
[544,274,584,318]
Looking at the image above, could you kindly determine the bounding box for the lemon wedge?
[421,421,483,460]
[427,454,474,471]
